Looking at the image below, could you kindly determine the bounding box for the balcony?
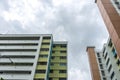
[42,40,51,43]
[38,58,48,62]
[34,74,46,78]
[36,65,47,70]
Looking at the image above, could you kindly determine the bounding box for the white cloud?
[69,67,91,80]
[2,0,44,25]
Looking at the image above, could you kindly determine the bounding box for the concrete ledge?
[86,46,95,51]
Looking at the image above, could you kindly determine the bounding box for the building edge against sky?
[87,38,120,80]
[0,34,67,80]
[86,0,120,80]
[95,0,120,57]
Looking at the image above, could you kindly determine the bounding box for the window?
[0,71,31,74]
[61,45,66,48]
[0,43,38,46]
[112,48,117,58]
[60,51,67,53]
[0,63,33,66]
[0,37,40,40]
[40,48,49,51]
[103,47,106,54]
[111,0,120,13]
[98,58,102,63]
[97,53,100,57]
[50,63,54,66]
[60,63,67,66]
[53,45,56,48]
[1,55,35,58]
[108,64,112,72]
[59,70,67,73]
[39,55,48,58]
[36,70,46,73]
[108,39,112,47]
[110,71,115,79]
[38,62,47,65]
[51,56,55,59]
[42,42,50,45]
[59,78,66,80]
[101,70,105,76]
[103,77,107,80]
[104,52,108,60]
[43,37,51,39]
[106,58,110,66]
[116,59,120,65]
[114,0,119,4]
[34,78,44,80]
[50,70,53,73]
[60,56,66,59]
[0,49,37,52]
[100,64,103,69]
[52,51,55,53]
[49,78,53,80]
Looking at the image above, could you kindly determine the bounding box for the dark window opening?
[106,58,110,66]
[50,70,53,73]
[108,39,112,47]
[40,48,49,51]
[101,70,105,76]
[98,58,102,63]
[60,63,67,66]
[112,48,117,58]
[97,53,100,57]
[39,55,48,58]
[0,71,31,74]
[0,63,33,66]
[60,51,67,53]
[110,72,115,79]
[108,64,112,72]
[60,56,66,59]
[61,45,66,48]
[100,64,103,69]
[43,37,51,39]
[59,70,67,73]
[0,37,40,40]
[36,70,46,73]
[42,43,50,45]
[38,62,47,65]
[104,52,108,60]
[59,78,67,80]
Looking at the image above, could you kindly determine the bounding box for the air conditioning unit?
[114,0,119,4]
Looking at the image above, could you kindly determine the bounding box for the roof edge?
[86,46,95,51]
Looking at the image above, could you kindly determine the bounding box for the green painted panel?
[50,66,67,70]
[41,45,50,48]
[52,53,66,56]
[40,51,49,55]
[42,40,50,43]
[38,58,48,62]
[37,65,47,69]
[34,74,46,78]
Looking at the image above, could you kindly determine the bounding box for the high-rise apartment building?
[87,38,120,80]
[0,34,67,80]
[86,0,120,80]
[95,0,120,59]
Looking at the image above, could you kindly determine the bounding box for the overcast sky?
[0,0,109,80]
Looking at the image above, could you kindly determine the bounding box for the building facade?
[86,0,120,80]
[95,0,120,60]
[87,38,120,80]
[0,34,67,80]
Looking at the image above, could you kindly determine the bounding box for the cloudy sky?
[0,0,109,80]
